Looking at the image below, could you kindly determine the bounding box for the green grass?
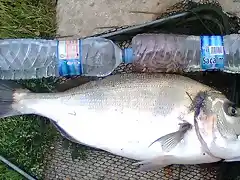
[0,115,58,179]
[0,162,22,180]
[0,0,56,38]
[0,0,58,179]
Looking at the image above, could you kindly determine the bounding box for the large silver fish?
[0,73,239,171]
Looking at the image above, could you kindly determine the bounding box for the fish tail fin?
[0,80,31,118]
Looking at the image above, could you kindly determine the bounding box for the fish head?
[193,90,240,159]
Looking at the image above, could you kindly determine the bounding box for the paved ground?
[56,0,180,37]
[56,0,240,38]
[43,0,240,179]
[209,0,240,16]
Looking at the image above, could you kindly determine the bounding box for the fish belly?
[38,102,221,165]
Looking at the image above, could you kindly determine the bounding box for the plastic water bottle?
[124,33,240,74]
[0,37,130,79]
[1,34,240,80]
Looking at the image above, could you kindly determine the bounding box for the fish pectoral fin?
[133,155,174,171]
[149,132,181,152]
[149,122,192,152]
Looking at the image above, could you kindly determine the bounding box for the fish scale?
[0,72,230,172]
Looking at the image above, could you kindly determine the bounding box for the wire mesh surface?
[43,0,240,179]
[43,138,218,180]
[43,54,223,180]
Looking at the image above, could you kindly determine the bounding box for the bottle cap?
[123,48,133,63]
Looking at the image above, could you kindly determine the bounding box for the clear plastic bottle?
[0,37,125,79]
[124,33,240,74]
[1,34,240,80]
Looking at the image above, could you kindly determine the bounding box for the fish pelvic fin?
[0,80,31,118]
[133,155,174,171]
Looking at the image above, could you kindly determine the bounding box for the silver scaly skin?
[0,73,238,171]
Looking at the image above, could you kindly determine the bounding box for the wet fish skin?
[194,91,240,160]
[18,73,214,115]
[0,73,227,171]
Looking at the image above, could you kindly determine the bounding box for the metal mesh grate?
[43,138,218,180]
[42,0,240,179]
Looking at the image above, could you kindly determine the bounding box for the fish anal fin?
[137,162,170,172]
[133,155,174,172]
[224,157,240,162]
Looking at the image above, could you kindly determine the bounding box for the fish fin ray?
[0,80,31,118]
[148,132,175,149]
[132,159,152,166]
[224,157,240,162]
[149,122,192,152]
[133,155,173,171]
[161,132,182,152]
[137,163,169,171]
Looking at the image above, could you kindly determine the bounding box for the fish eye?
[228,106,238,116]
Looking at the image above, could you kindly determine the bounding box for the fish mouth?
[191,91,222,159]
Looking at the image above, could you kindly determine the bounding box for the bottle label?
[57,40,82,76]
[200,36,225,71]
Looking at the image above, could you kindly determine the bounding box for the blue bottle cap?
[123,48,133,64]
